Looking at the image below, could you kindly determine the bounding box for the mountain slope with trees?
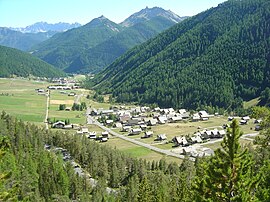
[90,0,270,111]
[33,7,185,73]
[32,16,124,70]
[66,15,183,73]
[0,45,64,78]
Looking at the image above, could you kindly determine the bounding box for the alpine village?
[0,0,270,201]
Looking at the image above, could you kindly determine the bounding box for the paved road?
[86,108,186,160]
[44,90,50,130]
[74,93,84,104]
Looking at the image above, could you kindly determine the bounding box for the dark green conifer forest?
[0,45,64,78]
[88,0,270,111]
[1,107,270,201]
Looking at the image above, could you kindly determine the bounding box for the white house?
[129,128,142,135]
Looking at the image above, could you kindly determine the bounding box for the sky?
[0,0,226,28]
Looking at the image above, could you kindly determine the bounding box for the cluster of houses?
[51,121,109,142]
[177,145,214,157]
[47,85,80,90]
[51,77,79,85]
[50,77,81,89]
[228,116,261,131]
[172,128,226,147]
[76,127,109,142]
[90,107,214,136]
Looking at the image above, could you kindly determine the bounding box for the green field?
[0,78,48,124]
[102,137,183,164]
[48,90,86,124]
[0,78,89,126]
[203,138,253,151]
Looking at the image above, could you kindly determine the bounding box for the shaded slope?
[32,16,123,69]
[0,45,64,78]
[91,0,270,110]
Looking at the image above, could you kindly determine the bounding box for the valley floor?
[0,78,258,164]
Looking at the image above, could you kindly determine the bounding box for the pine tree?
[194,119,259,201]
[252,107,270,201]
[137,176,153,202]
[125,174,139,202]
[0,136,13,200]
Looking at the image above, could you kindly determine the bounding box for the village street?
[44,90,50,130]
[86,108,187,160]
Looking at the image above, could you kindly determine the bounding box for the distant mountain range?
[10,22,81,33]
[0,27,56,51]
[32,7,187,73]
[0,45,64,78]
[90,0,270,110]
[0,22,81,51]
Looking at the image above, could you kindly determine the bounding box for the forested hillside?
[32,16,124,70]
[0,45,64,78]
[90,0,270,110]
[1,107,270,201]
[66,16,181,73]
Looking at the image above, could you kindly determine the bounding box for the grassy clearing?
[74,74,86,82]
[48,89,91,125]
[0,78,88,125]
[243,97,260,109]
[152,116,227,139]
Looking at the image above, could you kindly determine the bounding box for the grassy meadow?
[48,90,86,124]
[0,78,48,124]
[0,78,88,125]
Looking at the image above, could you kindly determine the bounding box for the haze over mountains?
[0,28,54,51]
[10,22,81,33]
[90,0,270,110]
[32,7,187,73]
[0,22,81,51]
